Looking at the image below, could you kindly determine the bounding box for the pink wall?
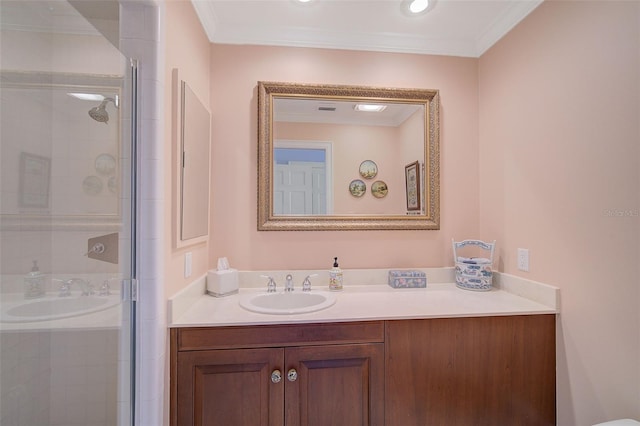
[164,1,639,424]
[209,44,479,271]
[399,109,425,166]
[164,0,211,298]
[479,1,640,424]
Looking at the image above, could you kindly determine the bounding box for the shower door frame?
[0,66,139,426]
[127,57,140,426]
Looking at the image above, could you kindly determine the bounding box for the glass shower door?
[0,1,136,425]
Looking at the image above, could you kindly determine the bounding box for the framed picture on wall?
[405,161,421,211]
[19,152,51,208]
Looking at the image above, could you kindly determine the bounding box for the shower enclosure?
[0,1,137,424]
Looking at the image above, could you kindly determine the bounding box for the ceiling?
[0,1,99,34]
[1,1,542,58]
[275,98,421,126]
[0,0,120,47]
[191,0,543,58]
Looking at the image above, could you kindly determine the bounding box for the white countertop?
[169,269,559,328]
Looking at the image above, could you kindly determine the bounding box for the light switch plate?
[184,252,192,278]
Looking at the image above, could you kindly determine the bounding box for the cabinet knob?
[271,369,282,384]
[287,368,298,382]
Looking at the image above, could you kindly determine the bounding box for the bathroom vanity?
[172,321,385,425]
[169,271,558,426]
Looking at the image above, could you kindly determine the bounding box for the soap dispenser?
[24,260,45,299]
[329,257,343,291]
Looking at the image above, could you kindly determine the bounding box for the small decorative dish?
[349,179,366,197]
[359,160,378,179]
[371,180,388,198]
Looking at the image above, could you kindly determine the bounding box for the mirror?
[258,81,439,231]
[175,75,211,245]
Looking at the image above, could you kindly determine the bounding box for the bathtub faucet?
[55,278,94,297]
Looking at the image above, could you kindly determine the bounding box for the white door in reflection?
[274,161,325,214]
[273,141,333,215]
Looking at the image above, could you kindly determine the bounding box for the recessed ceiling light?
[409,0,429,14]
[354,104,387,112]
[401,0,435,16]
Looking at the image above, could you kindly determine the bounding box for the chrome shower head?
[88,97,117,124]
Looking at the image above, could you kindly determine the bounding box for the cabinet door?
[177,347,284,426]
[284,343,384,426]
[385,315,556,426]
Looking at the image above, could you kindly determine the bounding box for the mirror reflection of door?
[273,141,333,215]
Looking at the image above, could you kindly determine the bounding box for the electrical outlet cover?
[517,248,529,272]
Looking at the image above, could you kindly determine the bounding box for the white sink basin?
[239,291,337,315]
[1,295,120,323]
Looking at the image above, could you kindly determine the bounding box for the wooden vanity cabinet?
[171,321,385,426]
[385,314,556,426]
[172,314,556,426]
[175,347,284,425]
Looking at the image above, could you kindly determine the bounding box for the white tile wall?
[0,331,51,425]
[120,1,166,425]
[1,329,118,426]
[0,1,165,425]
[48,329,118,426]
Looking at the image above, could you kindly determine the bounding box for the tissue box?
[388,270,427,288]
[207,269,239,297]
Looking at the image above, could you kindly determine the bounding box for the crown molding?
[192,0,542,58]
[190,0,219,42]
[475,0,543,56]
[213,23,478,57]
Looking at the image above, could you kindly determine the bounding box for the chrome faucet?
[262,275,277,293]
[302,276,312,292]
[98,279,111,296]
[77,279,94,296]
[55,278,93,297]
[302,274,318,292]
[285,274,294,292]
[57,280,72,297]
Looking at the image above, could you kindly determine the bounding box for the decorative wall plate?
[82,175,103,195]
[359,160,378,179]
[108,176,117,194]
[371,180,388,198]
[349,179,366,197]
[95,153,116,176]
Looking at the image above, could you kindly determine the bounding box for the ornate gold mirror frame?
[257,81,440,231]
